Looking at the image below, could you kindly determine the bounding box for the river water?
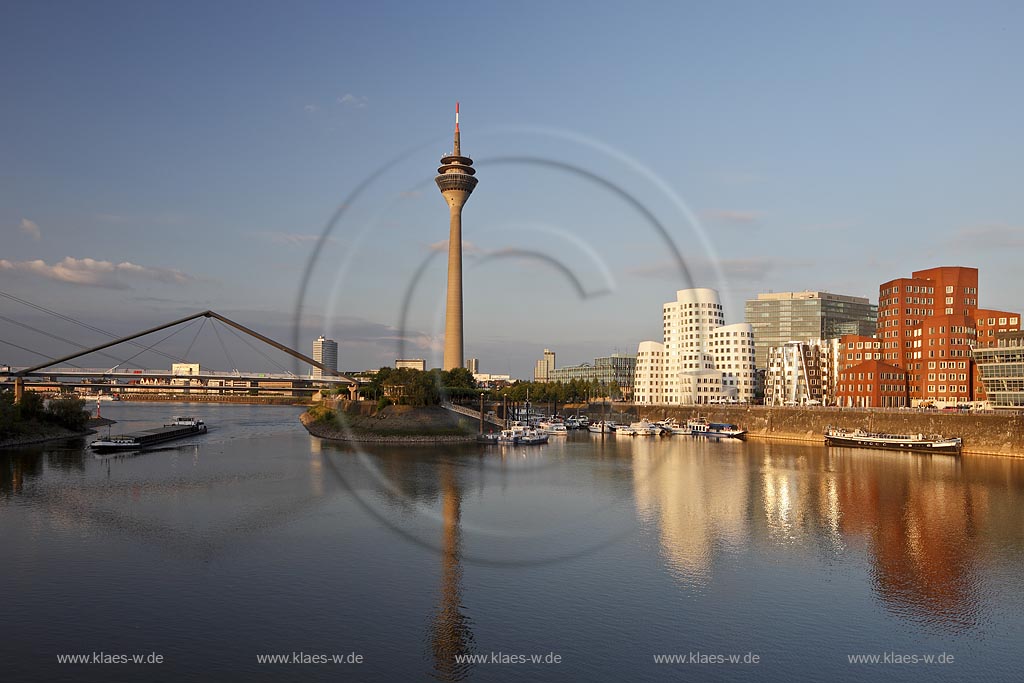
[3,402,1024,682]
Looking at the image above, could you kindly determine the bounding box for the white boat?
[659,418,690,436]
[544,423,568,435]
[498,423,550,445]
[629,420,663,436]
[587,420,613,434]
[615,425,637,436]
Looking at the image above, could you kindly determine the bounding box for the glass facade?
[974,331,1024,408]
[745,292,877,369]
[549,354,636,397]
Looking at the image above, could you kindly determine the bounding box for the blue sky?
[2,1,1023,377]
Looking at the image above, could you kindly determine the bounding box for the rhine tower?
[435,103,478,370]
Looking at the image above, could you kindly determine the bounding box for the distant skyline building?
[312,335,337,379]
[745,291,877,369]
[395,358,426,371]
[465,358,479,374]
[534,348,556,382]
[635,288,756,405]
[435,102,478,371]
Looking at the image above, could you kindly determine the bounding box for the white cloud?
[0,257,193,289]
[337,93,368,108]
[19,218,41,240]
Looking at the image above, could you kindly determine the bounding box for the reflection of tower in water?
[429,460,474,681]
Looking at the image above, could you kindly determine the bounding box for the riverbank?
[0,416,115,449]
[113,394,309,406]
[301,400,479,444]
[594,405,1024,456]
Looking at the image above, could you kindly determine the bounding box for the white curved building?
[635,289,756,405]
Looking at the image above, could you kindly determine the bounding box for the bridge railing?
[442,402,506,428]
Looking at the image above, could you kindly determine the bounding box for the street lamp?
[479,392,485,434]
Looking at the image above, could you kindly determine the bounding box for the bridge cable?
[109,318,201,370]
[182,317,207,360]
[209,319,238,372]
[0,290,190,365]
[0,314,128,368]
[216,319,296,376]
[0,337,82,368]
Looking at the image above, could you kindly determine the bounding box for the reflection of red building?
[872,266,1020,405]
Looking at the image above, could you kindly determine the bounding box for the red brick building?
[836,359,909,408]
[837,266,1020,407]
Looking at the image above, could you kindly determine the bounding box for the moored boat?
[498,423,550,445]
[687,417,747,439]
[824,427,962,455]
[629,420,663,436]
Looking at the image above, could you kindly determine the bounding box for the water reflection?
[633,439,1006,630]
[429,459,474,681]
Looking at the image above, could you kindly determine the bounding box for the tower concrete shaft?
[435,103,478,371]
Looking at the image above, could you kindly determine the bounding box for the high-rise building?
[533,348,556,382]
[465,358,479,374]
[745,291,877,369]
[435,103,478,371]
[868,266,1021,405]
[312,336,338,379]
[395,359,427,371]
[634,288,756,405]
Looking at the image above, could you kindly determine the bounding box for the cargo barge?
[90,416,207,452]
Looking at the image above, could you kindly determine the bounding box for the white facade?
[763,338,842,406]
[312,336,338,379]
[395,358,426,371]
[635,288,757,405]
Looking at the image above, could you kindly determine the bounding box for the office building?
[745,291,877,369]
[395,358,426,371]
[974,331,1024,408]
[634,288,756,405]
[763,339,842,406]
[465,358,479,374]
[312,336,338,379]
[868,265,1020,405]
[549,354,637,400]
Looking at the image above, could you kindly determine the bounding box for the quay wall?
[587,405,1024,456]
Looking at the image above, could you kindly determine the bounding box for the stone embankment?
[607,405,1024,456]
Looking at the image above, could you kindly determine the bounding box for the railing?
[442,402,506,428]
